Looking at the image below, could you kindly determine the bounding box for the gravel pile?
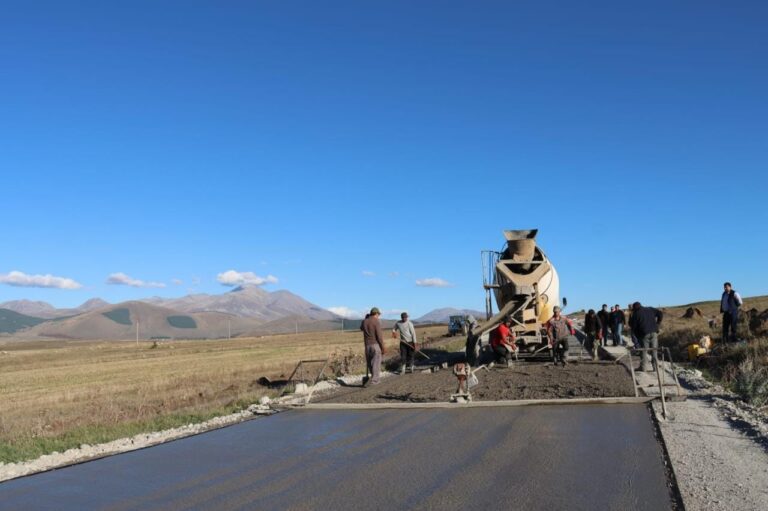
[674,368,768,442]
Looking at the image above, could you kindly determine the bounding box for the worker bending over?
[490,317,516,366]
[547,306,575,366]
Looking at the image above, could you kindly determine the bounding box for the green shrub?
[732,356,768,407]
[167,315,197,329]
[102,308,132,325]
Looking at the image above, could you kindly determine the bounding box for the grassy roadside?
[653,295,768,407]
[0,403,254,464]
[0,325,446,464]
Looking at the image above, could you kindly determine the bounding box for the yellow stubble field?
[0,325,446,463]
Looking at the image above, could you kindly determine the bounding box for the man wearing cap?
[392,312,418,374]
[361,307,386,385]
[546,306,575,366]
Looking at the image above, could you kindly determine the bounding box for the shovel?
[400,340,431,360]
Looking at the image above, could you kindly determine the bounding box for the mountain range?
[0,287,477,339]
[0,298,109,319]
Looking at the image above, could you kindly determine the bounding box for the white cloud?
[362,271,376,277]
[327,306,364,319]
[217,270,278,287]
[415,277,454,288]
[0,270,82,289]
[106,272,166,288]
[388,271,400,278]
[172,279,183,286]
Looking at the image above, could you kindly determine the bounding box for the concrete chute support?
[468,229,560,364]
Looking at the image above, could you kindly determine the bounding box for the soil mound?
[747,308,768,336]
[682,307,703,319]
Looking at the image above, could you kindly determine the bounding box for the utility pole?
[295,321,298,335]
[136,320,139,347]
[227,319,231,341]
[341,318,344,331]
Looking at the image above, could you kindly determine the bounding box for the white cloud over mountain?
[415,277,453,288]
[327,306,364,319]
[0,270,83,289]
[217,270,278,287]
[362,271,376,277]
[106,272,166,288]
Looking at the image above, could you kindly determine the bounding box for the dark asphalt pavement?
[0,404,672,511]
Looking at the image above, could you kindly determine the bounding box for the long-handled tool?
[400,340,431,360]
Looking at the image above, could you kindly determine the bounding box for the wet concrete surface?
[323,362,635,403]
[0,404,672,511]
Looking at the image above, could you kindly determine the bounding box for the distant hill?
[0,309,46,333]
[0,300,61,318]
[240,316,399,337]
[0,298,111,319]
[414,308,485,324]
[22,301,263,340]
[144,285,338,321]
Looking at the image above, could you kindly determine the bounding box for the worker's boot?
[399,364,406,375]
[409,364,415,373]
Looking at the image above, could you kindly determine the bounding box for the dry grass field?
[0,325,447,463]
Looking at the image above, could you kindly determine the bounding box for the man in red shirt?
[491,317,516,365]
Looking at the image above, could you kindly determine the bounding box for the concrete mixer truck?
[466,229,564,365]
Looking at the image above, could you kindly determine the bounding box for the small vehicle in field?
[448,315,469,336]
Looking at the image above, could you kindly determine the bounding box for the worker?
[466,314,479,335]
[546,306,575,366]
[597,304,611,346]
[583,309,602,361]
[361,307,386,385]
[610,304,627,347]
[453,358,470,395]
[490,317,516,366]
[392,312,418,374]
[628,302,663,372]
[464,315,481,366]
[627,303,639,349]
[720,282,743,343]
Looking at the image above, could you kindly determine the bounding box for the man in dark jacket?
[610,305,627,347]
[720,282,743,342]
[597,304,611,345]
[629,302,663,372]
[361,307,386,385]
[583,309,602,361]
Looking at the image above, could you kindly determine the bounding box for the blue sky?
[1,1,766,318]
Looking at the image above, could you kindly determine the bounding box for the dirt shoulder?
[652,383,768,510]
[321,361,636,403]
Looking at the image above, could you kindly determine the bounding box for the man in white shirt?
[393,312,418,374]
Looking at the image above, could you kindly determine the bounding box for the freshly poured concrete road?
[0,404,672,511]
